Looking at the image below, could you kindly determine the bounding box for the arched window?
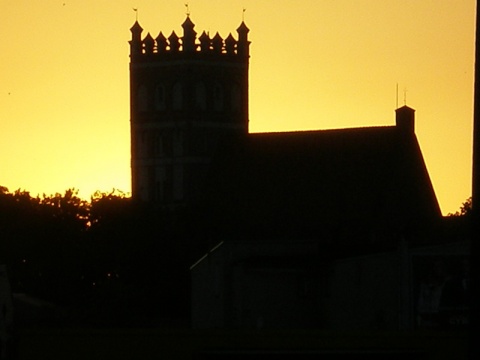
[137,85,148,112]
[195,82,207,110]
[154,84,166,111]
[213,83,223,112]
[172,82,183,110]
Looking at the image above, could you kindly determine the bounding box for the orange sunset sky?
[0,0,476,215]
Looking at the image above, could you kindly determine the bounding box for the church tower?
[129,16,250,205]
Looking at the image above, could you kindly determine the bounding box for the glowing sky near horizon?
[0,0,475,214]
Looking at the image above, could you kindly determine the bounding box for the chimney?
[395,105,415,133]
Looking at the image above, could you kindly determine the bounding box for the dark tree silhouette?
[0,186,203,326]
[449,197,472,217]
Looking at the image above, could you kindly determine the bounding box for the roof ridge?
[249,125,396,136]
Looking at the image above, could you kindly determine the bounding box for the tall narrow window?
[137,85,148,112]
[173,131,183,156]
[195,82,207,110]
[213,83,223,112]
[231,84,241,112]
[173,82,183,110]
[154,84,166,111]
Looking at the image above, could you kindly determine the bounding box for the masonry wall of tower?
[129,17,250,205]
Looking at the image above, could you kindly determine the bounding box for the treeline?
[0,187,206,326]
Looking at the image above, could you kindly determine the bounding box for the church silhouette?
[129,15,440,238]
[128,16,467,332]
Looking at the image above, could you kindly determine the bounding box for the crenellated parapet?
[129,16,250,62]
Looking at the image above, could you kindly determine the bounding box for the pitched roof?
[197,125,441,241]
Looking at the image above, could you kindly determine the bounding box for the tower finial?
[242,8,246,22]
[403,87,408,106]
[133,7,138,22]
[185,3,190,17]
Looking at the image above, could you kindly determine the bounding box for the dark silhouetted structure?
[190,107,456,331]
[128,17,440,231]
[199,108,440,242]
[128,14,469,342]
[129,16,249,205]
